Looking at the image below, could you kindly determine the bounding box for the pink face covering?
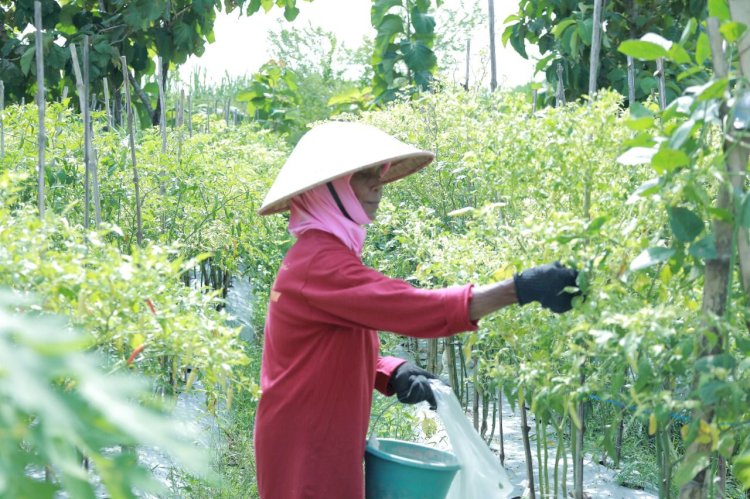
[288,175,372,257]
[289,164,391,256]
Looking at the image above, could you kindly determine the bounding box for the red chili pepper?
[127,344,146,365]
[145,298,157,315]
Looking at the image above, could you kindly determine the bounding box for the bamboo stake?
[556,64,565,107]
[0,80,5,163]
[121,56,142,246]
[34,1,45,218]
[627,55,636,104]
[179,88,185,127]
[488,0,497,91]
[187,93,192,137]
[520,396,536,499]
[83,36,101,227]
[157,56,167,153]
[498,388,505,465]
[103,77,112,129]
[82,40,91,229]
[588,0,603,101]
[574,372,585,499]
[464,39,471,90]
[656,58,667,110]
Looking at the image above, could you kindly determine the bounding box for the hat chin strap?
[326,182,355,223]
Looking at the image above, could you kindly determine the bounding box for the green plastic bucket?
[365,438,460,499]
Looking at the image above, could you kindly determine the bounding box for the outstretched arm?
[469,278,518,321]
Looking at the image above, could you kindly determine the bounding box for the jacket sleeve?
[375,356,406,395]
[299,246,478,338]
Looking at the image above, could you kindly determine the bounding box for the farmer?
[253,121,578,498]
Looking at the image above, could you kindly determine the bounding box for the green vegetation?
[2,0,750,497]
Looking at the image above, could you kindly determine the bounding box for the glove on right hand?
[388,362,438,410]
[513,262,580,313]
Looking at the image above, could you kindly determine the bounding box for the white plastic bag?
[432,380,513,499]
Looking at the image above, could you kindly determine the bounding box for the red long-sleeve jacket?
[254,230,477,498]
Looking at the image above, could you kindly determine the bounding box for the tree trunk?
[679,10,749,498]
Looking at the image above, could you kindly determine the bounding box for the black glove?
[388,362,438,410]
[513,261,580,313]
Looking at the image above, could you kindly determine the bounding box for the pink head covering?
[288,164,390,257]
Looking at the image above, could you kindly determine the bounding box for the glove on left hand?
[388,362,438,410]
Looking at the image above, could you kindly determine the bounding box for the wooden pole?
[82,39,91,229]
[556,64,566,107]
[34,1,45,218]
[531,88,538,115]
[83,36,101,227]
[103,77,112,129]
[627,55,636,104]
[487,0,497,91]
[121,56,142,246]
[520,396,536,499]
[498,388,505,465]
[588,0,603,101]
[656,58,667,110]
[0,80,5,163]
[157,56,167,153]
[574,372,585,499]
[464,39,471,90]
[187,93,192,137]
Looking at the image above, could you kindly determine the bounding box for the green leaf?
[680,18,698,45]
[374,14,404,55]
[630,247,675,270]
[411,9,435,35]
[668,119,696,150]
[689,234,717,260]
[668,44,691,64]
[551,19,576,38]
[371,0,402,26]
[652,148,690,173]
[696,79,728,101]
[617,146,656,166]
[735,453,750,489]
[400,40,436,73]
[510,24,528,59]
[669,206,704,242]
[675,452,711,488]
[696,32,711,65]
[630,102,654,119]
[708,0,730,21]
[585,216,608,234]
[739,192,750,227]
[618,40,668,61]
[627,178,660,204]
[578,18,594,46]
[20,47,35,76]
[720,22,748,42]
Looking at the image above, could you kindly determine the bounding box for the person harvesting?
[253,121,578,498]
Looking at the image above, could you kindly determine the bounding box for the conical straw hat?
[258,121,435,215]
